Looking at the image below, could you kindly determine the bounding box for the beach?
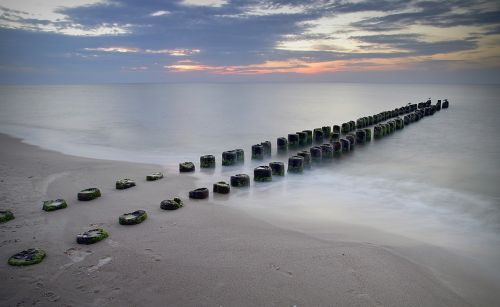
[1,132,498,306]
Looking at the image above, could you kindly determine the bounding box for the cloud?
[180,0,228,8]
[84,46,201,56]
[149,10,170,17]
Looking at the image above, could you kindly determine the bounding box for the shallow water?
[1,82,499,281]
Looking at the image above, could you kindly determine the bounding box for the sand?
[0,133,493,306]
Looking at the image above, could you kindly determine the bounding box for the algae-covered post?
[146,172,163,181]
[119,210,148,225]
[332,141,342,157]
[322,126,332,140]
[8,248,46,266]
[320,143,334,160]
[364,128,372,141]
[340,138,351,152]
[179,162,195,172]
[261,141,272,157]
[310,146,322,163]
[200,155,216,168]
[222,150,237,166]
[269,162,285,176]
[288,133,299,149]
[0,210,15,223]
[213,182,231,194]
[313,128,324,144]
[116,178,136,190]
[230,174,250,187]
[346,134,356,148]
[76,228,108,244]
[288,156,304,173]
[297,150,312,169]
[78,188,101,201]
[235,149,245,163]
[251,144,264,160]
[303,130,313,145]
[297,131,307,147]
[277,137,288,154]
[333,125,340,134]
[189,188,209,199]
[42,199,67,212]
[355,130,366,144]
[160,198,184,210]
[254,166,273,182]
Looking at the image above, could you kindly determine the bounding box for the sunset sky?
[1,0,499,83]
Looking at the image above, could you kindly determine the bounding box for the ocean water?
[1,83,500,282]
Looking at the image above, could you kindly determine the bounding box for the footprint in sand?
[144,248,162,262]
[88,256,112,273]
[60,247,93,269]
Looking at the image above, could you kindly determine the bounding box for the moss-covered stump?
[189,188,209,199]
[322,126,332,139]
[235,149,245,163]
[116,178,136,190]
[76,228,108,244]
[78,188,101,201]
[297,132,307,147]
[320,144,334,160]
[346,134,356,148]
[363,128,372,141]
[42,199,67,212]
[333,125,340,134]
[297,151,312,169]
[288,133,299,149]
[254,166,272,182]
[119,210,147,225]
[277,137,288,153]
[341,123,350,134]
[313,128,324,144]
[0,210,15,223]
[340,138,351,152]
[355,130,366,144]
[160,197,184,210]
[213,182,230,194]
[146,172,164,181]
[230,174,250,187]
[222,151,237,166]
[200,155,216,168]
[288,156,304,173]
[269,162,285,176]
[261,141,272,157]
[310,146,322,163]
[442,99,449,108]
[303,130,313,145]
[179,162,195,172]
[331,133,340,142]
[332,141,342,157]
[356,118,365,129]
[395,118,404,129]
[252,144,264,160]
[388,121,396,133]
[8,248,46,266]
[349,121,356,131]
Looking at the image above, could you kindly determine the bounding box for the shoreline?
[0,133,497,306]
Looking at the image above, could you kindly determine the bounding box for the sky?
[0,0,499,84]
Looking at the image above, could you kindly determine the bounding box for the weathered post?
[288,133,299,149]
[200,154,216,168]
[297,131,308,147]
[222,150,237,166]
[287,156,304,173]
[230,174,250,187]
[277,137,288,154]
[269,162,285,176]
[313,128,324,144]
[254,166,273,182]
[340,138,350,152]
[320,143,334,160]
[252,144,264,160]
[297,151,312,169]
[261,141,272,157]
[310,146,322,163]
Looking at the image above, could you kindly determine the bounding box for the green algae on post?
[119,210,147,225]
[297,150,312,169]
[297,131,307,147]
[179,162,195,172]
[42,199,67,212]
[288,156,304,173]
[76,228,108,244]
[261,141,272,157]
[160,197,184,210]
[320,144,334,160]
[277,137,288,153]
[252,144,264,160]
[116,178,136,190]
[200,155,216,168]
[355,130,366,144]
[364,128,372,141]
[340,138,350,152]
[254,166,272,182]
[146,172,164,181]
[310,146,322,163]
[222,150,237,166]
[0,210,15,223]
[78,188,101,201]
[234,149,245,163]
[8,248,46,266]
[332,125,340,134]
[213,181,231,194]
[189,188,209,199]
[288,133,299,149]
[302,130,313,145]
[230,174,250,187]
[269,162,285,176]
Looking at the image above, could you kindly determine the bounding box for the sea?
[1,82,499,285]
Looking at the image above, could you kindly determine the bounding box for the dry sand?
[0,133,493,306]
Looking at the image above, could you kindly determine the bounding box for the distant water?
[1,83,500,280]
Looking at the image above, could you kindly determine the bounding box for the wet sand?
[0,133,488,306]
